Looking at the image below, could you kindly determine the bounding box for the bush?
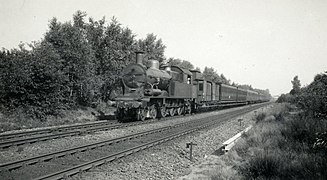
[281,114,327,146]
[239,150,281,179]
[297,72,327,118]
[232,104,327,179]
[255,113,266,123]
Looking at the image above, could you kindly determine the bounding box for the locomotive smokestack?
[136,51,144,65]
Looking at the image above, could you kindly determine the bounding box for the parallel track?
[0,103,268,180]
[0,102,263,149]
[0,105,205,149]
[0,119,161,149]
[0,121,116,141]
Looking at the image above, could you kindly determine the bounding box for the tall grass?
[0,107,98,132]
[212,103,327,179]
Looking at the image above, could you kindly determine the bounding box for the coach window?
[187,75,191,84]
[199,81,203,91]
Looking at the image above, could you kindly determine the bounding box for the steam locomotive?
[115,52,270,121]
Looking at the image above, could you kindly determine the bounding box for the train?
[114,52,270,121]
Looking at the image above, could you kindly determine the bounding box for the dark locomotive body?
[115,52,270,121]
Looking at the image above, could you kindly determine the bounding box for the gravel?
[68,104,272,180]
[0,103,272,180]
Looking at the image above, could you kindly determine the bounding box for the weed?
[217,103,327,180]
[255,113,266,123]
[238,150,281,179]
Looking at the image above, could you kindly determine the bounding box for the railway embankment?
[0,103,116,133]
[64,104,269,180]
[0,104,265,180]
[179,103,327,180]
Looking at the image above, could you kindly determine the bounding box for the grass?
[212,103,327,180]
[0,101,117,133]
[0,106,100,133]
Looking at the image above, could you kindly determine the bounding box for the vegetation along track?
[0,103,268,180]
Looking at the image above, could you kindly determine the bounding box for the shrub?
[296,72,327,118]
[233,104,327,179]
[238,150,281,179]
[255,113,266,123]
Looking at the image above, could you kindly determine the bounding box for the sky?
[1,0,327,96]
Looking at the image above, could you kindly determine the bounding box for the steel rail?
[0,113,211,171]
[0,126,172,171]
[32,104,268,180]
[0,103,266,172]
[0,121,116,141]
[0,107,200,149]
[0,121,144,149]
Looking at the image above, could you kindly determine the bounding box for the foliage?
[0,11,165,120]
[276,93,296,103]
[290,75,301,95]
[44,12,97,106]
[86,16,137,101]
[137,33,166,65]
[0,45,33,110]
[234,104,327,179]
[236,84,253,90]
[279,72,327,118]
[296,72,327,117]
[255,112,266,123]
[167,57,194,69]
[0,10,272,122]
[203,67,222,83]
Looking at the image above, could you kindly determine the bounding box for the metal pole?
[190,144,193,161]
[186,142,197,162]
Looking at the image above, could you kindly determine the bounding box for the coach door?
[197,80,204,102]
[206,81,212,101]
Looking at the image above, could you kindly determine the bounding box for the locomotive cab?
[168,66,193,98]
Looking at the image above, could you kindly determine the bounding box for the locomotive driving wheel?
[116,108,125,121]
[136,108,146,121]
[176,107,184,116]
[184,102,192,115]
[149,105,157,119]
[159,106,167,118]
[168,108,176,116]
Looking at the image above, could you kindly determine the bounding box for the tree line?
[0,11,166,119]
[0,11,270,120]
[277,73,327,118]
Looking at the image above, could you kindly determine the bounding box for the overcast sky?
[1,0,327,96]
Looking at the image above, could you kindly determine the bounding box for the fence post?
[186,142,197,161]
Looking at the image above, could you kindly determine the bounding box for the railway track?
[0,103,268,180]
[0,121,117,141]
[0,114,187,149]
[0,104,212,149]
[0,102,259,149]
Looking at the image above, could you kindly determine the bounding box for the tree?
[0,45,33,110]
[137,33,166,64]
[44,12,96,106]
[238,84,254,90]
[167,57,194,69]
[95,17,137,101]
[203,67,221,83]
[290,75,301,95]
[220,74,231,85]
[0,42,67,118]
[27,41,68,117]
[297,72,327,117]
